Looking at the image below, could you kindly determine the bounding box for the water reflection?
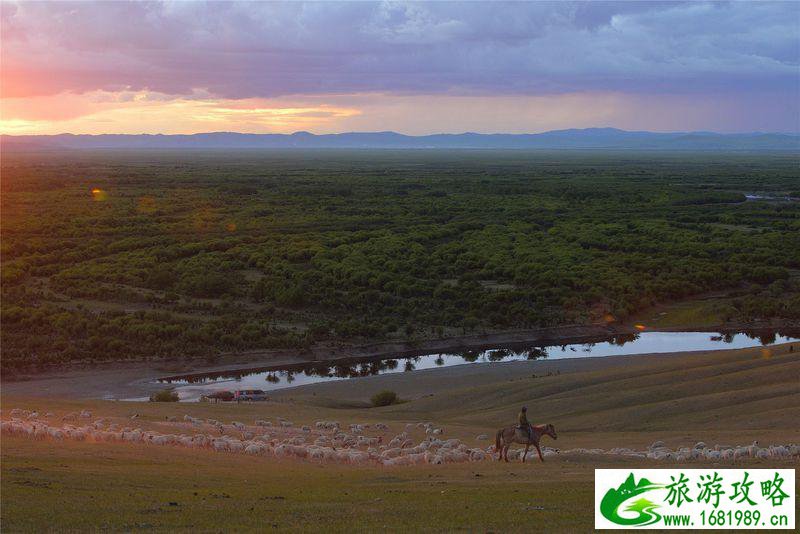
[524,347,548,360]
[611,333,639,346]
[159,330,798,394]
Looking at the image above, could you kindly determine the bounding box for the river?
[156,330,799,401]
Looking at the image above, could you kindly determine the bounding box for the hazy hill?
[2,128,798,150]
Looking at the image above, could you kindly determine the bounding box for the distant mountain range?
[3,128,798,151]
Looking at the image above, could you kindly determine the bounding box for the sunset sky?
[1,1,798,135]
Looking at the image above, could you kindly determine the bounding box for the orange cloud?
[0,89,772,136]
[0,91,361,134]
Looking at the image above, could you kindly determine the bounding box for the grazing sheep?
[315,421,339,431]
[769,445,790,458]
[469,449,487,461]
[8,415,795,469]
[150,435,169,446]
[733,446,748,461]
[357,436,382,447]
[275,443,303,458]
[245,443,266,455]
[381,448,403,460]
[387,433,408,448]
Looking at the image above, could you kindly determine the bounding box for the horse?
[495,423,557,462]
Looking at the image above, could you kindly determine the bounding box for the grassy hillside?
[3,343,798,531]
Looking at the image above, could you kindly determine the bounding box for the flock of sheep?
[3,408,798,466]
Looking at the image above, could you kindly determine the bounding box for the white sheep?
[245,443,266,455]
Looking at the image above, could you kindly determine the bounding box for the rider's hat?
[521,406,527,411]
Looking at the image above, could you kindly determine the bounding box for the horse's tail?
[495,429,502,452]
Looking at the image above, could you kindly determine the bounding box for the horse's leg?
[535,443,544,463]
[522,444,529,463]
[503,444,510,463]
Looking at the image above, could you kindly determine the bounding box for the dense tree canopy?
[2,150,799,371]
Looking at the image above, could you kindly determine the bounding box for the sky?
[1,1,798,135]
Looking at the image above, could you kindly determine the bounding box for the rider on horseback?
[517,406,531,441]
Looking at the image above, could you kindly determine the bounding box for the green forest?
[2,149,799,371]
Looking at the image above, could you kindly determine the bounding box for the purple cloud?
[1,1,798,104]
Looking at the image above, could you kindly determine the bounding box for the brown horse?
[495,423,557,462]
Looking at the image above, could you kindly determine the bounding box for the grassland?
[3,342,798,532]
[2,150,799,531]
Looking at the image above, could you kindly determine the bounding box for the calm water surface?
[156,331,799,401]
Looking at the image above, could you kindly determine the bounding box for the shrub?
[150,389,180,402]
[371,390,399,407]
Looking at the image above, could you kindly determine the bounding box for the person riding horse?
[517,406,531,440]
